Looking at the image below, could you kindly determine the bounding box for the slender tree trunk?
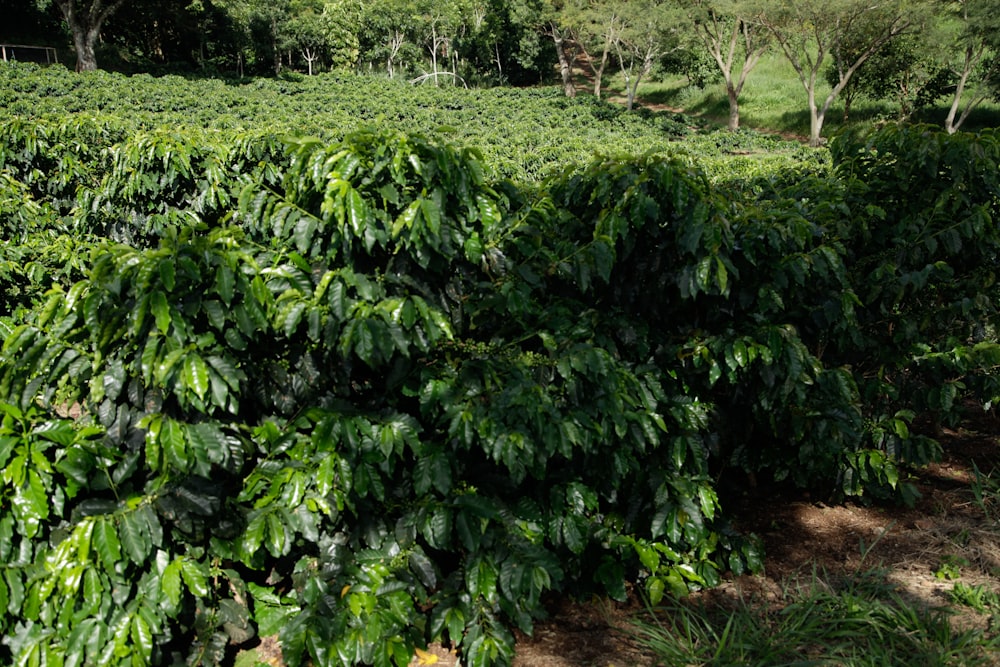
[808,87,823,147]
[726,83,740,130]
[430,25,439,84]
[945,47,975,134]
[272,17,281,75]
[387,31,404,78]
[592,37,612,99]
[550,24,577,98]
[627,56,654,111]
[701,16,765,133]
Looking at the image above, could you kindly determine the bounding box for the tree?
[98,0,206,70]
[941,0,1000,133]
[461,0,550,85]
[615,0,685,110]
[354,0,420,77]
[548,21,580,96]
[561,0,624,99]
[43,0,127,71]
[277,0,359,74]
[541,0,582,96]
[755,0,918,146]
[3,0,65,47]
[824,30,952,122]
[212,0,293,75]
[411,0,467,85]
[682,0,770,130]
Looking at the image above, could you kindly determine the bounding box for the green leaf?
[202,299,226,330]
[161,417,187,471]
[715,257,728,293]
[151,290,171,334]
[180,558,209,598]
[215,264,235,306]
[423,507,452,550]
[161,557,183,608]
[646,577,666,607]
[248,582,300,637]
[119,508,152,564]
[240,514,265,563]
[102,360,127,403]
[347,188,367,238]
[409,549,437,590]
[392,199,420,238]
[292,215,318,254]
[444,607,464,644]
[182,353,210,401]
[464,234,484,264]
[13,469,48,538]
[187,421,229,466]
[92,515,122,571]
[351,320,376,364]
[635,542,659,572]
[32,420,77,447]
[265,510,287,557]
[468,558,498,604]
[159,258,176,292]
[280,301,307,337]
[207,354,241,390]
[130,611,154,661]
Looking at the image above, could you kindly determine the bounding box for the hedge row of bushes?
[0,120,998,665]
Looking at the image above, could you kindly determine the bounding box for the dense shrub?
[2,78,999,665]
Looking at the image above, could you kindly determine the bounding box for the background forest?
[3,0,1000,144]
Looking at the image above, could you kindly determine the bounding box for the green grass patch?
[632,569,1000,666]
[635,48,1000,139]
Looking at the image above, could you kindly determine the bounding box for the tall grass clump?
[632,569,1000,666]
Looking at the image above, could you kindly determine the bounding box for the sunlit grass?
[632,568,1000,666]
[633,48,1000,139]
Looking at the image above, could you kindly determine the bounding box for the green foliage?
[830,126,1000,432]
[0,62,811,183]
[0,125,758,666]
[3,69,1000,665]
[76,127,285,244]
[950,582,1000,614]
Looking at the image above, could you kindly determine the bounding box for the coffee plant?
[2,63,1000,665]
[0,126,763,666]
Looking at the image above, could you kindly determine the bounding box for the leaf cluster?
[3,77,1000,666]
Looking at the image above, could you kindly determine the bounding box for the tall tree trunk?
[945,46,975,134]
[73,28,99,72]
[592,38,612,99]
[549,23,577,98]
[56,0,126,72]
[303,48,317,76]
[808,89,823,148]
[726,83,740,131]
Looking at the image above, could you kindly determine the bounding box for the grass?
[627,49,1000,140]
[632,464,1000,667]
[631,569,1000,666]
[972,463,1000,525]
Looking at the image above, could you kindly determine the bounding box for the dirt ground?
[399,415,1000,667]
